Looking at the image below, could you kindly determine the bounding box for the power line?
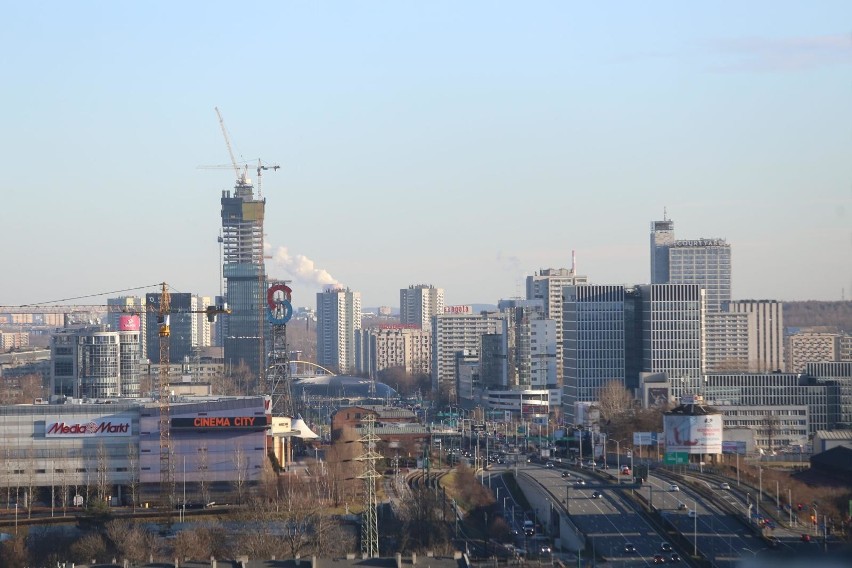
[16,284,162,306]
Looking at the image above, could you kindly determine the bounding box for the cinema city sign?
[46,418,132,437]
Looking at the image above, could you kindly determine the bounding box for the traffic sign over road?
[664,452,689,465]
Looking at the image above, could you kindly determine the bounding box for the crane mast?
[215,106,246,186]
[156,282,175,510]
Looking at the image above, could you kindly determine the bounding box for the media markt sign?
[664,452,689,465]
[46,418,132,438]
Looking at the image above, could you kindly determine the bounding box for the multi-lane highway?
[500,461,691,566]
[638,472,768,567]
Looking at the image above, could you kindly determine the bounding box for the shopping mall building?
[0,395,295,507]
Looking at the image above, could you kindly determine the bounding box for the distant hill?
[784,301,852,332]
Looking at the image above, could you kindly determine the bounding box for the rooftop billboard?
[664,414,723,454]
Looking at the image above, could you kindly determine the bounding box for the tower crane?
[151,283,230,510]
[215,106,249,186]
[256,160,280,199]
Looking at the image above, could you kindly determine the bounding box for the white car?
[719,482,731,490]
[669,484,680,492]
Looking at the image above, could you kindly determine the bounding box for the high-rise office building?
[650,218,675,285]
[400,284,444,331]
[50,322,141,399]
[107,295,147,361]
[526,266,588,386]
[221,175,266,379]
[649,217,731,313]
[563,285,628,412]
[639,284,704,400]
[145,293,198,364]
[669,239,731,313]
[316,288,362,374]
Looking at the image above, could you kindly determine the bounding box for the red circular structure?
[267,284,292,310]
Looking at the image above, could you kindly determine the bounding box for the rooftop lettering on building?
[443,305,472,314]
[672,238,728,248]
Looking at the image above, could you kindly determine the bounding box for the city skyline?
[2,2,851,308]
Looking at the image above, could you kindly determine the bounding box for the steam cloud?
[269,245,343,290]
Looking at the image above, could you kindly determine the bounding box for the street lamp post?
[693,499,698,557]
[788,488,793,526]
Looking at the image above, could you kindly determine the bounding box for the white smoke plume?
[269,245,343,290]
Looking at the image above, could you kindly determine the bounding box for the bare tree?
[23,447,36,519]
[70,532,107,564]
[171,522,230,560]
[761,413,781,450]
[0,534,28,568]
[197,445,210,506]
[397,484,451,551]
[0,447,13,510]
[324,425,363,507]
[56,466,72,517]
[96,441,111,505]
[232,443,248,505]
[279,477,325,558]
[596,380,634,423]
[127,442,139,511]
[105,519,151,564]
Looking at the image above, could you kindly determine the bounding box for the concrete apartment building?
[355,324,432,377]
[431,307,503,399]
[399,284,444,331]
[481,299,556,391]
[525,265,588,387]
[788,331,847,373]
[316,288,362,374]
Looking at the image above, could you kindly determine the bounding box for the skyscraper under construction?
[221,171,266,380]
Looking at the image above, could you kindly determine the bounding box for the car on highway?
[719,482,731,490]
[669,484,680,492]
[623,543,637,553]
[621,465,631,475]
[677,502,687,510]
[660,542,672,552]
[561,471,571,478]
[688,509,697,518]
[669,553,681,562]
[653,554,666,564]
[545,461,554,468]
[539,544,552,555]
[591,491,602,499]
[584,460,596,468]
[575,479,586,486]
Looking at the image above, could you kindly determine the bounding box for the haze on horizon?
[1,2,851,309]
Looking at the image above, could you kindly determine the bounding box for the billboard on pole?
[664,414,723,454]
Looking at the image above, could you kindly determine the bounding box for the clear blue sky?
[2,2,851,308]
